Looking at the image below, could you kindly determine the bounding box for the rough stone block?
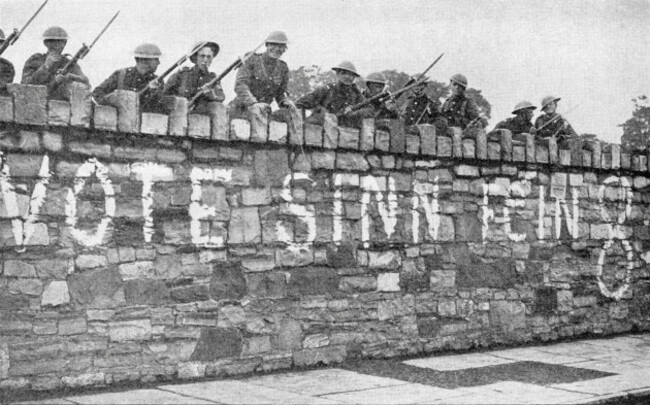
[500,129,513,161]
[47,100,70,126]
[377,119,405,153]
[375,130,390,152]
[0,96,14,122]
[211,102,228,140]
[230,118,251,141]
[165,96,188,136]
[513,144,525,162]
[559,149,571,166]
[288,108,304,145]
[250,109,268,143]
[611,144,621,169]
[437,136,452,157]
[190,328,242,361]
[93,104,117,131]
[304,123,322,147]
[140,112,168,135]
[269,120,288,143]
[582,150,592,167]
[102,89,138,133]
[109,319,152,341]
[475,129,487,159]
[548,137,558,164]
[418,124,436,155]
[8,84,47,125]
[462,139,475,159]
[188,114,211,138]
[621,153,631,170]
[489,301,526,331]
[69,82,92,128]
[535,142,549,163]
[487,141,500,160]
[523,133,535,163]
[360,118,375,151]
[406,134,420,154]
[228,207,261,244]
[570,140,583,166]
[323,113,338,148]
[338,126,359,149]
[450,127,463,158]
[587,140,601,169]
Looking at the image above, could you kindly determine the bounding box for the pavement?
[10,332,650,404]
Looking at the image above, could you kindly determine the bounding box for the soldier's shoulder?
[0,57,14,67]
[24,53,45,62]
[277,58,288,68]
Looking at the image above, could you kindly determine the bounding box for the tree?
[620,95,650,151]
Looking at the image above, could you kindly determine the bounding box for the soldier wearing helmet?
[401,75,447,131]
[441,73,485,130]
[0,29,16,96]
[360,72,399,120]
[492,101,537,136]
[93,43,168,113]
[534,95,577,144]
[295,61,366,127]
[232,31,294,114]
[164,41,225,114]
[21,26,89,101]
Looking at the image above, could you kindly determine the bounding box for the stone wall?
[0,84,649,391]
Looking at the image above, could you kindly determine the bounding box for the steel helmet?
[450,73,468,88]
[512,101,536,114]
[365,72,387,85]
[42,26,68,40]
[541,95,561,110]
[332,61,360,77]
[265,31,289,45]
[189,41,220,63]
[134,43,162,59]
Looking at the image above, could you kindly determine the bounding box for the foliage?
[620,95,650,151]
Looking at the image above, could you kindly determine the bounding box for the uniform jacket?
[296,82,364,115]
[403,93,444,126]
[0,57,15,96]
[535,113,577,142]
[493,116,535,136]
[164,65,225,109]
[21,53,84,101]
[361,89,399,119]
[92,66,165,113]
[442,93,483,129]
[233,53,289,107]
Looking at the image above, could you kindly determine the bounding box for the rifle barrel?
[88,11,120,50]
[17,0,49,39]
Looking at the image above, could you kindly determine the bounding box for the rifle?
[536,104,579,133]
[0,0,49,56]
[348,53,444,113]
[53,11,120,82]
[466,112,488,129]
[139,41,209,96]
[188,40,265,109]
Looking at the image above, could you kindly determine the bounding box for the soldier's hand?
[342,106,353,115]
[282,100,296,110]
[44,53,62,70]
[53,73,67,84]
[253,102,271,113]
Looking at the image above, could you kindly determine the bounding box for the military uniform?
[92,67,166,113]
[535,113,577,144]
[296,82,365,127]
[442,93,483,129]
[164,65,224,113]
[361,89,399,120]
[493,116,535,136]
[232,53,289,108]
[403,93,448,130]
[21,53,84,101]
[0,57,15,96]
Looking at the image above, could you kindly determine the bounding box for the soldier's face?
[337,70,356,85]
[414,83,427,95]
[366,82,384,95]
[142,58,160,73]
[195,48,214,70]
[523,108,534,120]
[450,81,464,96]
[544,102,557,113]
[266,43,287,59]
[44,39,66,54]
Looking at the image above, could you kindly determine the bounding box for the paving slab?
[535,342,618,360]
[456,381,595,404]
[552,368,650,396]
[160,380,341,404]
[580,336,650,349]
[65,389,216,404]
[570,359,645,374]
[403,353,517,371]
[15,399,77,404]
[489,347,586,365]
[321,382,463,404]
[245,368,406,396]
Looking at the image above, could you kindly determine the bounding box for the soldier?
[295,61,366,128]
[92,43,167,113]
[535,95,577,144]
[441,73,485,130]
[402,75,447,132]
[164,41,224,114]
[361,72,399,119]
[492,101,536,136]
[232,31,294,114]
[0,29,15,96]
[21,26,89,101]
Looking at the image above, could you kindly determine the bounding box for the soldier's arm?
[233,59,257,106]
[295,86,327,110]
[0,62,15,89]
[208,82,226,103]
[163,71,181,96]
[65,62,89,85]
[466,98,486,127]
[275,64,290,107]
[562,117,578,137]
[21,54,52,85]
[91,71,119,104]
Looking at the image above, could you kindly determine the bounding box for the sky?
[1,0,649,143]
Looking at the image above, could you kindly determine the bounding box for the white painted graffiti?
[277,172,316,251]
[360,175,398,248]
[189,167,233,247]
